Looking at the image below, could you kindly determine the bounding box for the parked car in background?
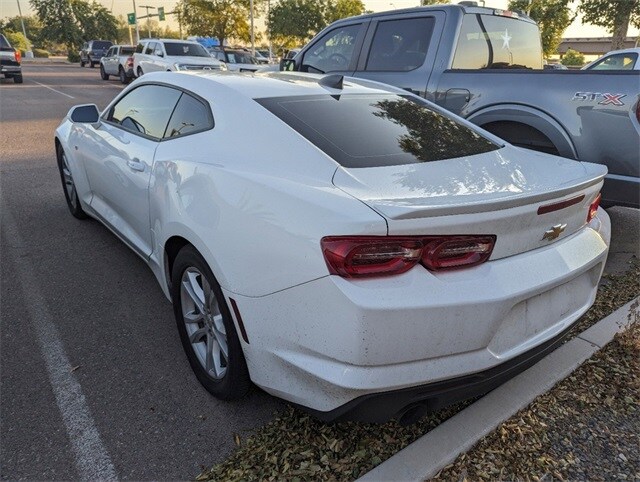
[100,44,136,84]
[134,39,226,77]
[55,70,610,424]
[80,40,113,68]
[253,50,270,64]
[543,62,567,70]
[209,48,261,72]
[582,47,640,71]
[257,49,278,63]
[281,3,640,207]
[0,32,22,83]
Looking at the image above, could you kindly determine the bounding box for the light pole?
[250,0,255,56]
[132,0,140,44]
[139,5,157,38]
[15,0,33,58]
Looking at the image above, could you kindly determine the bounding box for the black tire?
[56,144,88,220]
[80,59,85,67]
[99,64,109,80]
[119,67,129,84]
[136,66,143,77]
[171,245,251,400]
[89,60,95,68]
[13,74,23,84]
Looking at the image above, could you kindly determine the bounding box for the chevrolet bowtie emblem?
[542,223,567,241]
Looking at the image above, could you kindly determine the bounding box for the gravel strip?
[433,311,639,481]
[198,258,639,482]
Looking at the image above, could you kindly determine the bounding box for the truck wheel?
[89,60,95,68]
[100,65,109,80]
[481,121,560,156]
[137,67,144,77]
[80,59,85,67]
[13,74,23,84]
[119,67,129,84]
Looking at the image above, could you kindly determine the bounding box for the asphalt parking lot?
[1,64,638,481]
[0,64,282,480]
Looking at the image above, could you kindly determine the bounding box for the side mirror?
[156,50,164,57]
[69,104,100,123]
[279,58,297,71]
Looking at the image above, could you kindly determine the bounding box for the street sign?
[127,12,136,25]
[158,7,165,21]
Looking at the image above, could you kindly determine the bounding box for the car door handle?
[127,158,145,172]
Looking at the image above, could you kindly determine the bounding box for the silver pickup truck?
[99,44,136,84]
[282,3,640,206]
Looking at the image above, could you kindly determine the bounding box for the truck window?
[301,24,363,73]
[452,14,542,70]
[589,53,637,70]
[365,17,435,72]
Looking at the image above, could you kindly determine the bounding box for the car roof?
[600,47,640,55]
[138,71,403,101]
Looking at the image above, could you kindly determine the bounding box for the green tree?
[325,0,365,24]
[508,0,575,57]
[561,48,585,66]
[178,0,265,46]
[4,31,29,51]
[0,16,44,47]
[579,0,640,50]
[30,0,118,57]
[268,0,326,43]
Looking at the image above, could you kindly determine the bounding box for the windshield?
[120,46,135,55]
[452,14,543,69]
[257,94,499,168]
[225,51,258,64]
[164,42,210,57]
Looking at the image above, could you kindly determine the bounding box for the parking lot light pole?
[132,0,140,43]
[139,5,157,38]
[15,0,33,58]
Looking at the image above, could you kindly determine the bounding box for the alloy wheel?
[61,151,78,209]
[180,267,228,379]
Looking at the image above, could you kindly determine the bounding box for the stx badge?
[542,223,567,241]
[572,92,627,106]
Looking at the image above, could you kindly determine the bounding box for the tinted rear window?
[92,41,112,49]
[257,94,499,168]
[0,34,11,49]
[120,46,135,55]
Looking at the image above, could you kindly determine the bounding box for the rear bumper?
[226,210,610,420]
[1,65,21,75]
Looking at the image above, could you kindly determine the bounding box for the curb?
[358,296,639,482]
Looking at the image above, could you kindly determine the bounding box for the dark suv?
[80,40,113,68]
[0,33,22,83]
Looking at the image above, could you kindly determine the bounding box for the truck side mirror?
[280,58,297,71]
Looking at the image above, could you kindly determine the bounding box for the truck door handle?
[127,158,145,172]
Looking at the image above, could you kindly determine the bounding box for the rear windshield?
[0,34,12,49]
[256,94,499,168]
[120,46,135,55]
[452,14,543,69]
[92,41,112,49]
[164,42,209,57]
[225,51,257,64]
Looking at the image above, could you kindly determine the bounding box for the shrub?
[561,48,586,66]
[67,50,80,63]
[33,48,49,58]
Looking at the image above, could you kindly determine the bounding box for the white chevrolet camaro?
[55,71,610,424]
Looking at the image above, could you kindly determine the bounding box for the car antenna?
[318,74,344,90]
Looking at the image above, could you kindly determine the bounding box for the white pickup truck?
[99,44,136,84]
[133,38,226,77]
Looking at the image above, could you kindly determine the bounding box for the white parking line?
[2,208,117,481]
[31,80,75,99]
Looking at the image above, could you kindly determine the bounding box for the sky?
[1,0,639,39]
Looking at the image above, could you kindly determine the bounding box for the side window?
[106,47,114,57]
[301,24,363,73]
[164,93,213,138]
[144,42,156,55]
[591,53,638,70]
[365,17,435,71]
[107,85,182,140]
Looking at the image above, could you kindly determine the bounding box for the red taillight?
[14,49,21,63]
[321,235,496,278]
[587,193,601,222]
[126,56,133,67]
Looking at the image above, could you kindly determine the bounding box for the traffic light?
[127,12,136,25]
[158,7,165,21]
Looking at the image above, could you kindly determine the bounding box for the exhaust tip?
[398,403,428,426]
